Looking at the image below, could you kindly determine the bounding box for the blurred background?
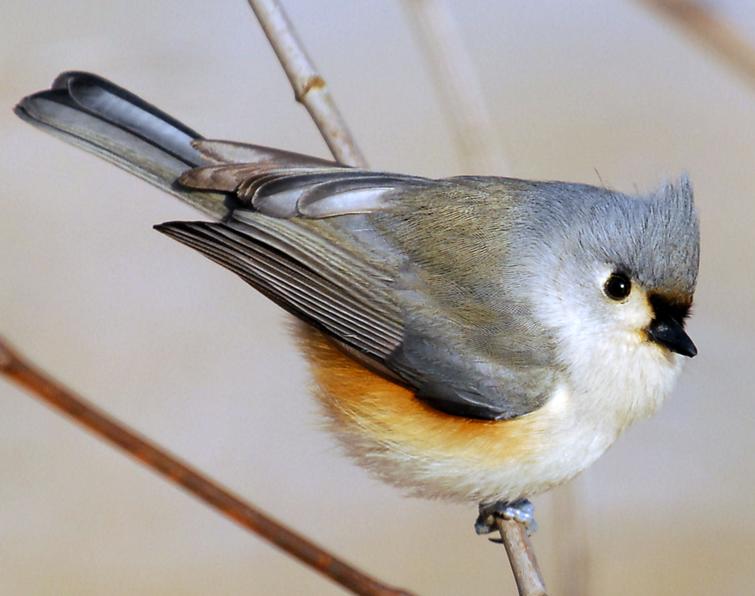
[2,1,754,594]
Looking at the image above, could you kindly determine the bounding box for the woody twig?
[402,0,508,174]
[0,337,411,596]
[639,0,755,87]
[247,0,368,167]
[496,518,548,596]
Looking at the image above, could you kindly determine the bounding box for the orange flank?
[297,325,547,472]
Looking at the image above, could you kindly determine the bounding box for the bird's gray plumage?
[15,72,700,422]
[14,71,229,218]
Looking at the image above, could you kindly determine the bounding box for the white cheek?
[613,290,653,341]
[594,264,652,331]
[533,264,682,429]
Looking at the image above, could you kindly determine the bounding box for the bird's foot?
[474,499,537,536]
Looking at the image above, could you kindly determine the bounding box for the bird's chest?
[508,348,681,498]
[564,332,684,437]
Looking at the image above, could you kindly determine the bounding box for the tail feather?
[14,72,229,219]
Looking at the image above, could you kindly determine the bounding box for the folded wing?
[159,142,556,420]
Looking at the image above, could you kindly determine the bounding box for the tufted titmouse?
[15,73,699,532]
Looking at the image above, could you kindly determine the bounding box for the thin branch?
[496,519,548,596]
[639,0,755,87]
[246,0,368,167]
[402,0,508,175]
[0,337,411,596]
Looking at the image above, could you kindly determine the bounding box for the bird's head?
[530,176,699,365]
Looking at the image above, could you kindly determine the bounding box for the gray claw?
[475,499,537,536]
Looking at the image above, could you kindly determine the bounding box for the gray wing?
[159,148,557,419]
[156,218,404,362]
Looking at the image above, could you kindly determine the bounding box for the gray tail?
[14,71,229,219]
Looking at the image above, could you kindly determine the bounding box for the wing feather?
[163,156,558,420]
[156,220,403,360]
[191,139,336,167]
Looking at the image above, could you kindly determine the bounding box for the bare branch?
[639,0,755,87]
[496,519,548,596]
[402,0,508,174]
[247,0,368,167]
[0,337,412,596]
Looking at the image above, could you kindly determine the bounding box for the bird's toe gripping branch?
[475,499,537,537]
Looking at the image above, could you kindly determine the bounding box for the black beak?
[647,317,697,358]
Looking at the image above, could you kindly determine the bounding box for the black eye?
[604,272,632,301]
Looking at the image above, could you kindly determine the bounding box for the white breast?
[445,333,684,503]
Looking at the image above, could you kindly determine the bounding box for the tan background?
[2,1,754,594]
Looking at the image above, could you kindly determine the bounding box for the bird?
[15,72,699,533]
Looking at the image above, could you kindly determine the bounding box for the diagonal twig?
[402,0,508,175]
[639,0,755,87]
[0,337,411,596]
[496,519,548,596]
[247,0,368,167]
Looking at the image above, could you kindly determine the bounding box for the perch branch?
[402,0,508,174]
[0,337,411,596]
[246,0,368,167]
[496,519,548,596]
[639,0,755,87]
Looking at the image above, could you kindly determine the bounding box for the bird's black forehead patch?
[648,293,692,325]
